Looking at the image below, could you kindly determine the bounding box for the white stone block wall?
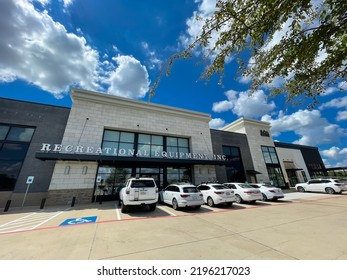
[49,89,216,191]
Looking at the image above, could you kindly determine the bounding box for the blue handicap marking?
[59,216,97,226]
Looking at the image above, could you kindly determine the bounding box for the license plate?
[226,192,230,195]
[191,196,197,200]
[140,191,146,195]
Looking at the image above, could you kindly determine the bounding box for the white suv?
[295,178,347,194]
[159,183,204,210]
[119,177,158,213]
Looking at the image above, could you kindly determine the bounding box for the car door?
[163,185,176,204]
[307,180,320,192]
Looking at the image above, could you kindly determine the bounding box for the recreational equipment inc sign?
[40,143,227,161]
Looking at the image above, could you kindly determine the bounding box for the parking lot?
[0,191,347,260]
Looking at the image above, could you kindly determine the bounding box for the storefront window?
[261,146,279,164]
[0,124,35,191]
[222,146,245,182]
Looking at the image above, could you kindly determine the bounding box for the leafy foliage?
[150,0,347,108]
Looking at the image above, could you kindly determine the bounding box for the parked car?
[197,183,236,207]
[223,182,262,203]
[159,183,204,210]
[295,178,347,194]
[248,183,284,201]
[119,177,158,213]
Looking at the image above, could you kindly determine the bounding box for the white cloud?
[212,89,275,118]
[337,111,347,121]
[181,0,233,62]
[321,146,347,167]
[261,109,347,146]
[61,0,74,8]
[141,41,162,70]
[0,0,151,100]
[107,56,150,99]
[319,96,347,121]
[209,118,225,129]
[0,0,100,98]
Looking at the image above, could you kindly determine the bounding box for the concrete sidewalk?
[0,193,347,260]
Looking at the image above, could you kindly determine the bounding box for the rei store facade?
[36,89,227,205]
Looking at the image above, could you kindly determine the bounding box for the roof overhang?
[35,152,228,166]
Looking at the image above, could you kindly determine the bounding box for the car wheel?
[207,196,215,207]
[120,201,128,213]
[172,198,179,210]
[297,186,305,192]
[262,193,267,201]
[235,194,242,203]
[325,187,335,194]
[148,203,156,211]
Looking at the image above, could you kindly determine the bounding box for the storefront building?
[0,89,327,208]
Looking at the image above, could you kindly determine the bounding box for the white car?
[223,182,262,203]
[119,177,158,213]
[295,178,347,194]
[197,183,236,207]
[248,183,284,201]
[159,183,204,210]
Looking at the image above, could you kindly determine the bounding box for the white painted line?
[31,211,65,229]
[114,203,122,220]
[202,205,219,211]
[157,206,177,216]
[0,212,37,227]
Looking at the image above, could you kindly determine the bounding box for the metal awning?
[246,170,262,175]
[35,152,228,166]
[283,161,303,171]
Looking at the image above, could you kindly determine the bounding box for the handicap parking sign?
[59,216,97,226]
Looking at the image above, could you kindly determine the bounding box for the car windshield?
[183,187,199,193]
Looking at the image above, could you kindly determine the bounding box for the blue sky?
[0,0,346,167]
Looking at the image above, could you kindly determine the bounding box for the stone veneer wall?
[48,89,215,197]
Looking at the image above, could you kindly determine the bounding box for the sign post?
[22,176,34,208]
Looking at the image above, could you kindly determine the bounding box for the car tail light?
[199,194,203,197]
[125,188,130,194]
[335,184,342,186]
[156,188,158,193]
[180,194,189,198]
[214,191,224,194]
[269,190,275,193]
[244,191,252,194]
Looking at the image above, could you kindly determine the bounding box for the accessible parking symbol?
[59,216,97,226]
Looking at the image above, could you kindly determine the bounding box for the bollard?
[4,200,11,212]
[40,198,46,209]
[71,196,76,207]
[99,195,103,205]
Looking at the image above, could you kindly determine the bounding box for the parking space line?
[114,203,122,220]
[157,206,177,216]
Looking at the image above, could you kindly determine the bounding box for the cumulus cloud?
[0,0,100,98]
[107,56,150,99]
[212,89,275,118]
[319,96,347,121]
[261,109,347,146]
[321,146,347,167]
[180,0,233,62]
[209,118,225,129]
[0,0,150,100]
